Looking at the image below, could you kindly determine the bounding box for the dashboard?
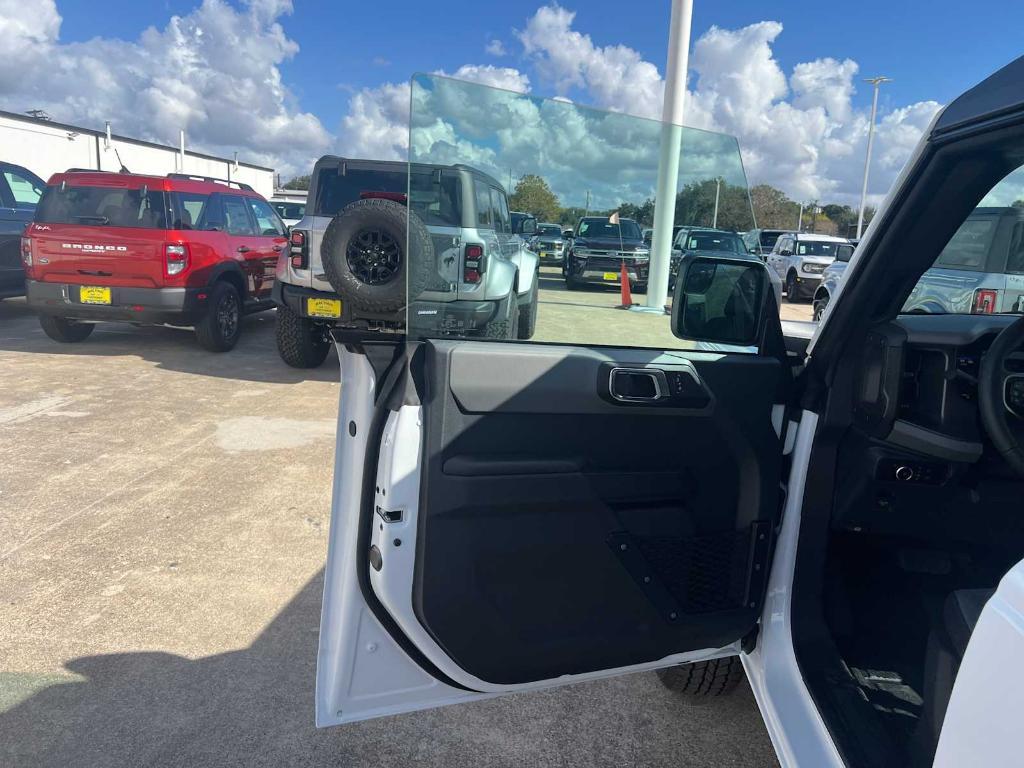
[833,313,1021,538]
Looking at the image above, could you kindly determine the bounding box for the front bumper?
[535,243,564,264]
[568,256,648,285]
[26,280,207,324]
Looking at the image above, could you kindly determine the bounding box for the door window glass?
[3,170,43,207]
[475,184,492,229]
[248,198,286,236]
[406,74,757,348]
[490,188,509,233]
[170,192,209,230]
[223,195,257,236]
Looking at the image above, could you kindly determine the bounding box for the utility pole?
[857,76,892,239]
[646,0,693,311]
[584,189,591,218]
[797,203,804,232]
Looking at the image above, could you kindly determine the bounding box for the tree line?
[506,173,876,237]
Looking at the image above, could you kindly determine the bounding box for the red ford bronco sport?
[23,171,288,351]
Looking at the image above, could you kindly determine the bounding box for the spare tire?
[321,198,434,314]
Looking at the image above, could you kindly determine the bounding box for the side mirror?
[563,230,574,239]
[518,218,537,236]
[836,248,853,263]
[671,254,773,348]
[781,249,793,257]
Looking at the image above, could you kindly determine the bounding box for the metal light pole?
[857,76,892,239]
[646,0,693,310]
[712,178,721,228]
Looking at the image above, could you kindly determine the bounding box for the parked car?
[814,208,1024,321]
[766,232,851,302]
[742,228,791,258]
[642,224,685,246]
[0,162,45,299]
[23,170,285,351]
[314,54,1024,768]
[270,191,306,228]
[529,222,566,265]
[563,216,649,291]
[273,156,539,367]
[670,226,783,305]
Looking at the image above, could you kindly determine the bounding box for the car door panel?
[317,336,787,722]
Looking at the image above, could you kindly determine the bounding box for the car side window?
[490,187,509,234]
[223,195,257,236]
[247,198,286,237]
[475,184,492,229]
[3,169,43,208]
[170,192,209,230]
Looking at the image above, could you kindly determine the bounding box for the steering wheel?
[979,315,1024,476]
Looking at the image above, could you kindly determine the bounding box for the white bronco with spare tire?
[272,156,539,367]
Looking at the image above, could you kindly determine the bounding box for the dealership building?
[0,110,275,197]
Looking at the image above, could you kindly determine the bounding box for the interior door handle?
[608,368,669,403]
[237,246,251,253]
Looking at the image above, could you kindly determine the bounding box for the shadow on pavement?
[0,569,777,768]
[0,298,336,385]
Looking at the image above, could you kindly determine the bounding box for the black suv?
[563,216,649,291]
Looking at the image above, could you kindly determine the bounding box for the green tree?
[750,184,800,229]
[675,178,755,232]
[509,174,561,222]
[617,198,655,227]
[283,175,310,191]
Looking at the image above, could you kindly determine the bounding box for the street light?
[857,76,892,239]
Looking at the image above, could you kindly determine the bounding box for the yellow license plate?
[603,272,619,281]
[307,297,342,318]
[79,286,111,305]
[540,252,548,259]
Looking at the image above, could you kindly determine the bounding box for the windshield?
[35,184,169,228]
[797,240,843,258]
[537,224,561,237]
[686,232,744,254]
[577,219,642,240]
[272,201,305,220]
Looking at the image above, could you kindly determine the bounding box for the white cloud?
[515,7,942,206]
[0,0,331,177]
[485,39,507,57]
[338,65,531,162]
[517,4,662,119]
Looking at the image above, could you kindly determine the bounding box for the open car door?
[315,74,793,726]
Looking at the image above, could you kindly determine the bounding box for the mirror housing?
[836,246,853,263]
[562,229,574,239]
[671,254,775,349]
[513,216,537,236]
[781,249,793,257]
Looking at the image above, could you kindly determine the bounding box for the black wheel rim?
[346,227,402,286]
[218,292,239,339]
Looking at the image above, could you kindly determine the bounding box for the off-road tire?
[275,305,331,368]
[321,198,433,315]
[39,315,94,343]
[484,294,519,339]
[194,281,242,352]
[813,295,829,322]
[785,271,803,304]
[517,276,539,340]
[656,656,744,701]
[565,273,583,291]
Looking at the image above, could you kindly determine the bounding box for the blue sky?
[5,0,1023,203]
[52,0,1024,131]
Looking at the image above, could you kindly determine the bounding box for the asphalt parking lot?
[0,289,782,768]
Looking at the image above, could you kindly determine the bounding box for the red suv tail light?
[20,236,33,268]
[290,230,308,269]
[464,244,485,284]
[165,243,189,277]
[972,288,998,314]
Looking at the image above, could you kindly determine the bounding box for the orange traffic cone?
[617,260,634,308]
